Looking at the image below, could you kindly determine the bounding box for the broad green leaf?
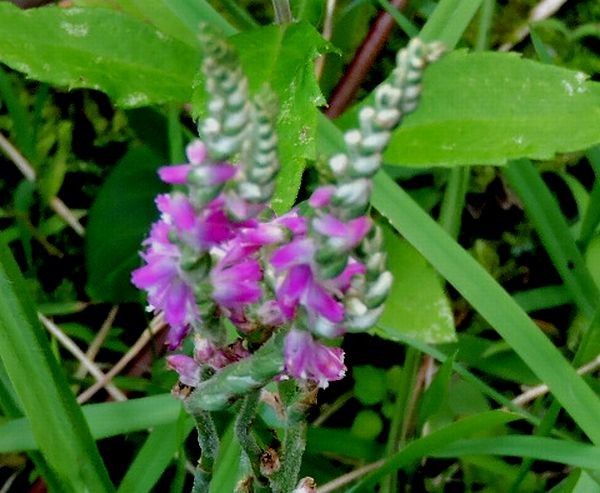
[85,146,167,302]
[193,22,333,214]
[73,0,235,45]
[0,241,114,491]
[318,115,600,444]
[383,51,600,167]
[0,394,182,454]
[0,3,199,107]
[375,229,455,343]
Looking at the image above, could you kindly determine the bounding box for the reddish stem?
[325,0,408,118]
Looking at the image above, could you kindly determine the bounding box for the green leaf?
[351,410,384,440]
[193,22,333,214]
[0,241,114,491]
[383,51,600,167]
[0,394,182,454]
[118,415,194,493]
[370,171,600,444]
[74,0,235,46]
[418,353,456,426]
[0,3,199,107]
[419,0,483,46]
[85,146,167,302]
[353,366,387,405]
[209,424,242,493]
[432,436,600,471]
[375,228,455,343]
[504,159,599,320]
[348,411,520,492]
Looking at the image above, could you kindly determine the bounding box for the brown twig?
[76,313,167,403]
[325,0,408,118]
[0,132,85,236]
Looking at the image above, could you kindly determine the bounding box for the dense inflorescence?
[133,35,443,393]
[132,29,443,492]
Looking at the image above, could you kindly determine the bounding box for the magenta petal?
[277,265,311,319]
[312,214,372,249]
[156,193,197,231]
[131,260,175,289]
[158,164,191,185]
[312,214,346,237]
[186,140,208,164]
[284,329,346,388]
[167,354,199,386]
[165,325,190,351]
[309,186,336,208]
[334,260,366,291]
[312,344,346,384]
[271,239,315,271]
[306,279,345,323]
[346,216,372,246]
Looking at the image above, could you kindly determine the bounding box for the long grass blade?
[0,241,114,491]
[369,171,600,444]
[0,394,182,453]
[504,159,599,319]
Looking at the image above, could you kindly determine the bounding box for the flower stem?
[191,409,219,493]
[272,0,292,24]
[185,331,285,412]
[235,391,268,488]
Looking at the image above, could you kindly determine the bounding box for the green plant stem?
[167,104,184,164]
[219,0,258,30]
[439,167,470,237]
[509,399,562,492]
[377,0,419,38]
[235,391,267,489]
[475,0,494,51]
[191,409,219,493]
[270,386,310,493]
[381,346,421,493]
[272,0,292,24]
[185,331,285,412]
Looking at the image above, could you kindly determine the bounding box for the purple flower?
[167,354,200,386]
[131,221,198,349]
[271,239,345,323]
[312,214,371,251]
[158,140,208,185]
[195,337,250,369]
[158,140,237,187]
[210,256,262,309]
[284,329,346,388]
[309,185,336,208]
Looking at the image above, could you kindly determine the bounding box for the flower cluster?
[132,34,443,394]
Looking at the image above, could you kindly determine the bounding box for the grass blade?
[348,411,520,492]
[420,0,483,46]
[0,241,114,491]
[433,436,600,470]
[504,159,599,319]
[370,171,600,444]
[118,414,194,493]
[0,394,183,453]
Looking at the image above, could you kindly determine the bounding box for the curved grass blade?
[432,436,600,470]
[347,411,520,492]
[370,171,600,444]
[0,394,183,454]
[504,159,599,320]
[118,413,194,493]
[0,241,114,492]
